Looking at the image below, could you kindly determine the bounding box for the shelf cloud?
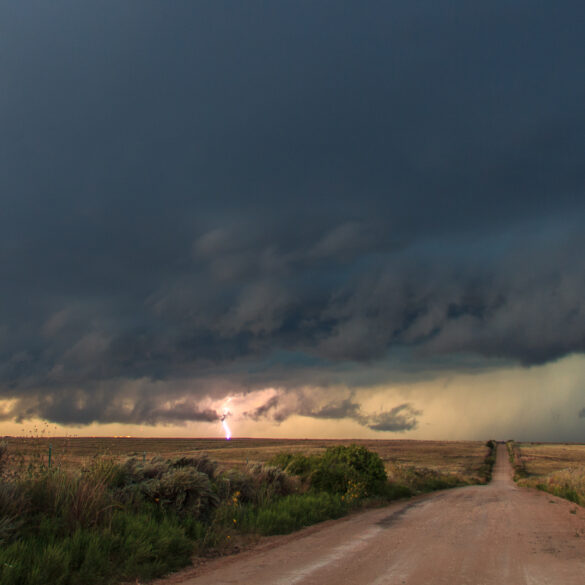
[1,1,584,436]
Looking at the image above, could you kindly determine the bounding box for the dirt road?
[164,444,585,584]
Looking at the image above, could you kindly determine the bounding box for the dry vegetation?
[2,436,489,483]
[510,442,585,506]
[512,442,585,476]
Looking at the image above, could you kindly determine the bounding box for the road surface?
[159,444,585,585]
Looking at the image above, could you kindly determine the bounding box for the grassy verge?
[507,441,585,506]
[0,441,491,585]
[529,468,585,506]
[218,492,349,536]
[506,440,528,480]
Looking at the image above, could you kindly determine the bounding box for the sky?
[1,1,585,441]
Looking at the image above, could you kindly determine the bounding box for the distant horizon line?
[3,435,576,444]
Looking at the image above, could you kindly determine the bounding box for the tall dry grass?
[509,442,585,506]
[522,467,585,506]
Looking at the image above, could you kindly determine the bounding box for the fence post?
[143,451,146,464]
[48,443,52,468]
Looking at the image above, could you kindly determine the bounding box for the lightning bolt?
[221,398,232,440]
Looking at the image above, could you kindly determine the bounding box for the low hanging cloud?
[0,387,221,427]
[244,392,421,433]
[367,404,421,432]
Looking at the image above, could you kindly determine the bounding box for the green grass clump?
[215,491,349,536]
[249,492,348,535]
[0,511,193,585]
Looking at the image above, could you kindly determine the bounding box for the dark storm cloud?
[0,383,220,427]
[246,396,283,423]
[246,396,364,424]
[367,404,421,432]
[243,393,421,433]
[1,1,585,427]
[311,399,364,421]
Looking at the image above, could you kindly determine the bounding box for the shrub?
[216,469,257,503]
[141,468,218,518]
[271,445,388,496]
[170,454,217,479]
[122,456,169,483]
[324,445,386,481]
[309,460,356,494]
[285,455,320,478]
[248,464,297,503]
[314,445,388,496]
[269,452,294,470]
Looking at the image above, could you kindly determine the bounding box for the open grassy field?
[2,436,490,483]
[510,442,585,506]
[513,442,585,476]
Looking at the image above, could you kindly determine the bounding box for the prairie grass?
[509,442,585,505]
[512,443,585,476]
[2,437,491,480]
[528,468,585,506]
